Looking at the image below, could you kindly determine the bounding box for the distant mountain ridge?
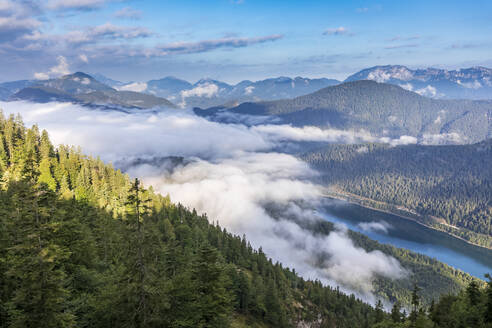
[10,72,177,110]
[3,65,492,110]
[219,80,492,143]
[345,65,492,99]
[91,75,340,108]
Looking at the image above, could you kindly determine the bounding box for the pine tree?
[38,158,57,191]
[126,178,152,328]
[485,273,492,323]
[466,280,481,306]
[237,270,251,312]
[265,278,283,325]
[410,283,421,327]
[374,299,384,324]
[193,245,232,327]
[391,300,403,323]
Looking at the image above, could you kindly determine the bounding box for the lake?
[320,199,492,279]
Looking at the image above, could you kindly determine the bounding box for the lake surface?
[319,199,492,279]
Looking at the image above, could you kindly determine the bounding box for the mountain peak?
[345,65,492,99]
[63,72,95,81]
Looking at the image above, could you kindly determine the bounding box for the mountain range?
[2,65,492,109]
[8,72,176,110]
[345,65,492,99]
[104,65,492,104]
[109,75,341,108]
[212,80,492,143]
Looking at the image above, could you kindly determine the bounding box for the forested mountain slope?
[0,112,488,327]
[0,112,379,327]
[227,80,492,142]
[302,140,492,248]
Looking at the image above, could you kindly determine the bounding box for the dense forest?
[373,279,492,328]
[0,111,490,327]
[303,141,492,248]
[226,80,492,142]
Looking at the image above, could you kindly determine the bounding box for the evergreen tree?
[374,299,384,324]
[390,301,403,323]
[193,245,232,327]
[485,274,492,324]
[410,283,421,327]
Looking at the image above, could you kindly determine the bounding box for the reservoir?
[320,199,492,279]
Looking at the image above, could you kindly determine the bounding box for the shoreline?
[320,190,492,251]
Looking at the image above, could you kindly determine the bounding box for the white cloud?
[358,221,392,234]
[384,135,418,146]
[23,23,152,46]
[252,124,419,146]
[114,6,142,19]
[244,85,255,95]
[0,1,41,43]
[421,133,464,145]
[179,83,219,107]
[34,55,70,80]
[79,54,89,63]
[151,34,284,56]
[384,43,419,49]
[182,83,219,98]
[116,82,148,92]
[357,146,368,153]
[415,85,441,98]
[253,124,378,143]
[457,80,482,89]
[399,83,413,91]
[0,15,40,33]
[46,0,112,11]
[367,67,414,83]
[33,72,49,80]
[323,27,350,36]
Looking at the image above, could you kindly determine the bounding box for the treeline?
[372,278,492,328]
[303,141,492,247]
[0,112,379,327]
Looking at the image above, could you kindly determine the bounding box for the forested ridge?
[303,141,492,248]
[0,111,490,327]
[227,80,492,142]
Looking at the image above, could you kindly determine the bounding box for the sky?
[1,0,491,83]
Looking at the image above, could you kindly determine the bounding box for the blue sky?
[1,0,491,83]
